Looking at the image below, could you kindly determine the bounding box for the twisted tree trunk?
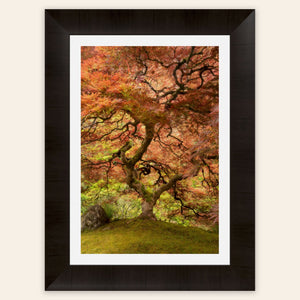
[118,121,183,220]
[140,201,156,220]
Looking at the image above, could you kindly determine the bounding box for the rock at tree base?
[81,205,109,231]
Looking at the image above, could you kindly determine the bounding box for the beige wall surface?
[0,1,300,299]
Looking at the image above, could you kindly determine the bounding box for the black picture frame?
[45,9,255,291]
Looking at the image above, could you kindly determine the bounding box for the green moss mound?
[81,218,218,254]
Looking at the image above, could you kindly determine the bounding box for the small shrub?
[102,203,114,219]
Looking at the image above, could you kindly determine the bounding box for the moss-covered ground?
[81,218,218,254]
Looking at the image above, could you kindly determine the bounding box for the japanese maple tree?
[81,46,219,221]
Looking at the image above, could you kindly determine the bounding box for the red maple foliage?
[81,46,219,221]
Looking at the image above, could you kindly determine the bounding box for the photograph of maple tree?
[80,46,219,254]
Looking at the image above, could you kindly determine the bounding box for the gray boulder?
[81,204,109,231]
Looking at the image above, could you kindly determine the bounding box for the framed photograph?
[45,9,255,290]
